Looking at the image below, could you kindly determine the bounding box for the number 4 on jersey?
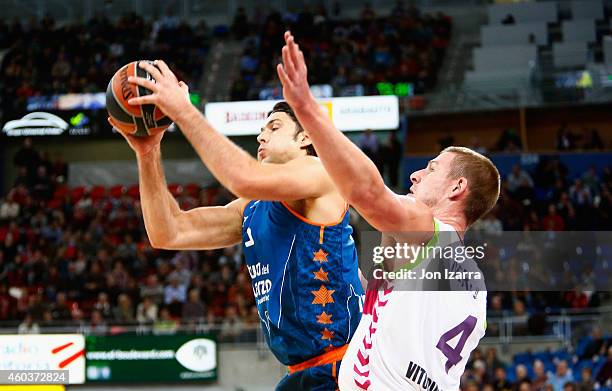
[435,315,477,373]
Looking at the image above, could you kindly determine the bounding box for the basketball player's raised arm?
[111,123,245,250]
[126,61,331,201]
[276,32,433,233]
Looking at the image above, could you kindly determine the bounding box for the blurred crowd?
[230,1,451,100]
[1,138,257,341]
[0,12,209,120]
[1,137,610,345]
[461,341,612,391]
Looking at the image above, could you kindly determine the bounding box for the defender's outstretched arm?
[276,32,433,234]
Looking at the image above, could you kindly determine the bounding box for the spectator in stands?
[542,203,565,231]
[556,192,576,228]
[507,165,534,194]
[93,292,112,319]
[112,293,134,322]
[136,296,158,324]
[50,292,71,321]
[220,306,245,342]
[474,210,503,236]
[569,179,592,207]
[581,327,609,360]
[51,153,69,181]
[576,367,594,391]
[469,136,488,155]
[595,346,612,388]
[492,367,512,391]
[511,299,529,336]
[580,167,600,197]
[549,360,574,391]
[182,288,206,322]
[583,128,604,150]
[0,192,20,222]
[514,364,529,388]
[496,128,522,151]
[563,383,577,391]
[17,313,40,334]
[140,274,164,306]
[557,124,580,151]
[80,309,108,335]
[484,348,505,378]
[13,138,39,182]
[32,166,53,200]
[153,307,178,335]
[164,274,187,315]
[232,6,249,39]
[533,360,549,389]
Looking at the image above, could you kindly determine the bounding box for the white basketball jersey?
[339,219,487,391]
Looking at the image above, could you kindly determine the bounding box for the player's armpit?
[153,198,249,250]
[232,155,333,201]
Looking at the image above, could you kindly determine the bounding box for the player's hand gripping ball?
[106,61,172,137]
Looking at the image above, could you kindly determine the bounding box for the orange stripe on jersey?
[287,344,348,374]
[319,226,325,244]
[280,201,349,227]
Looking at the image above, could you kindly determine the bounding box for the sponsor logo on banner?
[85,334,217,382]
[175,339,216,372]
[204,96,399,136]
[2,112,68,136]
[2,112,92,137]
[0,335,85,384]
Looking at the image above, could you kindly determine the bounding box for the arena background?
[0,0,611,390]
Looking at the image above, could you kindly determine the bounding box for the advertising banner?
[0,335,85,384]
[85,335,217,383]
[204,95,400,136]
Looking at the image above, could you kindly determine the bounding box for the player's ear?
[449,177,468,200]
[298,130,313,149]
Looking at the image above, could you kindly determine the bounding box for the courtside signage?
[0,335,85,384]
[205,96,399,136]
[85,335,217,383]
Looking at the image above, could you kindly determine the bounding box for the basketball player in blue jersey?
[112,61,364,390]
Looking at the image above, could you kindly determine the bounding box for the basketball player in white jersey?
[276,31,501,390]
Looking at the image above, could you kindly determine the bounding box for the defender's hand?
[277,31,315,110]
[126,60,191,123]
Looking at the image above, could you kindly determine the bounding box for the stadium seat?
[53,185,69,200]
[473,45,537,72]
[481,23,548,46]
[109,185,125,199]
[168,184,183,197]
[70,186,86,203]
[488,2,558,24]
[562,20,597,43]
[127,185,140,199]
[185,183,201,199]
[90,185,106,202]
[571,0,603,20]
[553,42,589,68]
[514,351,532,365]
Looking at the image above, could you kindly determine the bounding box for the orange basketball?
[105,61,172,137]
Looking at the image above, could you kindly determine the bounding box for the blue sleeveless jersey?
[242,200,364,366]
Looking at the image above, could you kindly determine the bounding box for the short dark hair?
[267,101,316,156]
